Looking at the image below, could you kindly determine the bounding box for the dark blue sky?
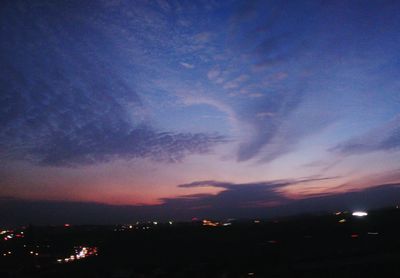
[1,0,400,224]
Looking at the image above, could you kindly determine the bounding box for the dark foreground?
[1,208,400,277]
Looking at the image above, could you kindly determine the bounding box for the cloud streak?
[169,178,337,211]
[332,116,400,155]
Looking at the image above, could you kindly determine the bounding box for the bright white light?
[352,211,368,217]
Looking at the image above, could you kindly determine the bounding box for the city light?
[352,211,368,217]
[56,246,98,264]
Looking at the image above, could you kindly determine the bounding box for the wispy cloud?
[222,74,249,90]
[198,1,321,163]
[193,32,213,43]
[332,115,400,155]
[207,68,221,80]
[180,62,195,69]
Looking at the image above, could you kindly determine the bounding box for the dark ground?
[1,207,400,277]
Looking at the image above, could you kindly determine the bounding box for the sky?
[1,0,400,224]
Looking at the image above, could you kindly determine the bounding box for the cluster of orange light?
[202,219,219,227]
